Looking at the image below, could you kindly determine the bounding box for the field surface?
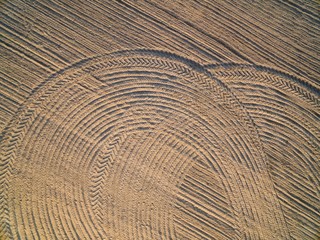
[0,0,319,239]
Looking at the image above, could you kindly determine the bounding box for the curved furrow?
[1,50,304,239]
[207,63,320,240]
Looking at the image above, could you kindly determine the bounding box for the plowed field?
[0,1,319,239]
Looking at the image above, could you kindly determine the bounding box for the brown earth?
[0,1,319,239]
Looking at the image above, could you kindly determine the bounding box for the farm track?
[0,1,319,239]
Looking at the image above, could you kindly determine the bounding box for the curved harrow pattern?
[0,50,319,239]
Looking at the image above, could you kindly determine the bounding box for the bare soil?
[0,1,319,239]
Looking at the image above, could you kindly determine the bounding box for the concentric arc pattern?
[0,50,319,240]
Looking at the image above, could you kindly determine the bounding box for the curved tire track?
[0,50,318,239]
